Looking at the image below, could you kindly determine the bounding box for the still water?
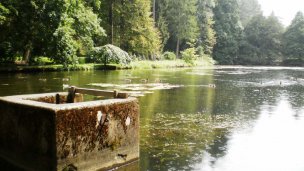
[0,66,304,171]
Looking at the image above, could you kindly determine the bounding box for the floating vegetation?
[140,112,255,170]
[88,83,183,97]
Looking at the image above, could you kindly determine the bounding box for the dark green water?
[0,66,304,171]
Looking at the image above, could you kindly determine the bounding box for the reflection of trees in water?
[285,86,304,119]
[206,128,230,162]
[140,113,233,171]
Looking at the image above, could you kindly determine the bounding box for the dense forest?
[0,0,303,66]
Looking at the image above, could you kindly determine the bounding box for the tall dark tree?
[283,11,304,64]
[166,0,199,58]
[213,0,243,64]
[197,0,216,55]
[100,0,160,58]
[154,0,170,51]
[238,13,284,65]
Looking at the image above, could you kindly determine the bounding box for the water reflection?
[139,67,304,171]
[0,67,304,171]
[195,98,304,171]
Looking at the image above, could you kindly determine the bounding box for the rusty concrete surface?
[0,93,139,171]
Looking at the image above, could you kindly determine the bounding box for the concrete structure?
[0,92,139,171]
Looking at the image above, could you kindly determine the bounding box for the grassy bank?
[128,58,214,69]
[0,64,117,73]
[0,57,215,73]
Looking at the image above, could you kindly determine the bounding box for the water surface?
[0,66,303,171]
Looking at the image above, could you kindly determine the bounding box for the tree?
[166,0,199,58]
[0,0,53,64]
[100,0,161,58]
[197,0,216,55]
[238,13,284,65]
[122,0,161,58]
[51,0,105,67]
[282,11,304,64]
[0,2,9,25]
[237,0,262,27]
[213,0,243,64]
[0,0,105,66]
[154,0,170,51]
[181,47,198,65]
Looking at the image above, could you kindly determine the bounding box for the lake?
[0,66,303,171]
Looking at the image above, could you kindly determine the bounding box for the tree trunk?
[23,47,31,65]
[176,38,180,59]
[109,0,114,44]
[119,0,125,49]
[153,0,156,21]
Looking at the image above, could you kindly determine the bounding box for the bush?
[0,42,15,63]
[162,51,176,60]
[29,56,54,66]
[181,48,198,65]
[78,57,89,64]
[282,58,303,66]
[196,46,205,57]
[89,44,132,66]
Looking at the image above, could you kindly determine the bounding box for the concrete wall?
[0,93,139,171]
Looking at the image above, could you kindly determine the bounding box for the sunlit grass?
[0,56,215,72]
[128,56,215,70]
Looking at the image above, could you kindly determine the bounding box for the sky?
[257,0,304,26]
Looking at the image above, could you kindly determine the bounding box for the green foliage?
[0,42,15,63]
[181,48,198,65]
[51,1,105,67]
[77,57,88,64]
[162,51,176,60]
[196,46,205,57]
[89,44,131,66]
[213,0,243,64]
[165,0,199,55]
[238,13,284,65]
[156,15,170,51]
[29,56,54,66]
[53,21,78,67]
[100,0,161,58]
[197,0,216,55]
[0,3,9,25]
[237,0,262,27]
[0,0,105,67]
[282,11,304,63]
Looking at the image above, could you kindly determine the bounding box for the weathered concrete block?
[0,92,139,171]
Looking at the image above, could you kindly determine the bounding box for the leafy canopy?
[283,11,304,62]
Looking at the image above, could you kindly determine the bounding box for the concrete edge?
[0,93,138,111]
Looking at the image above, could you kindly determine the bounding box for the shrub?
[29,56,54,66]
[162,51,176,60]
[0,42,15,63]
[181,48,198,65]
[196,46,205,57]
[78,57,88,64]
[89,44,132,66]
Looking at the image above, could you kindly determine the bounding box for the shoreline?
[0,59,214,73]
[1,60,301,73]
